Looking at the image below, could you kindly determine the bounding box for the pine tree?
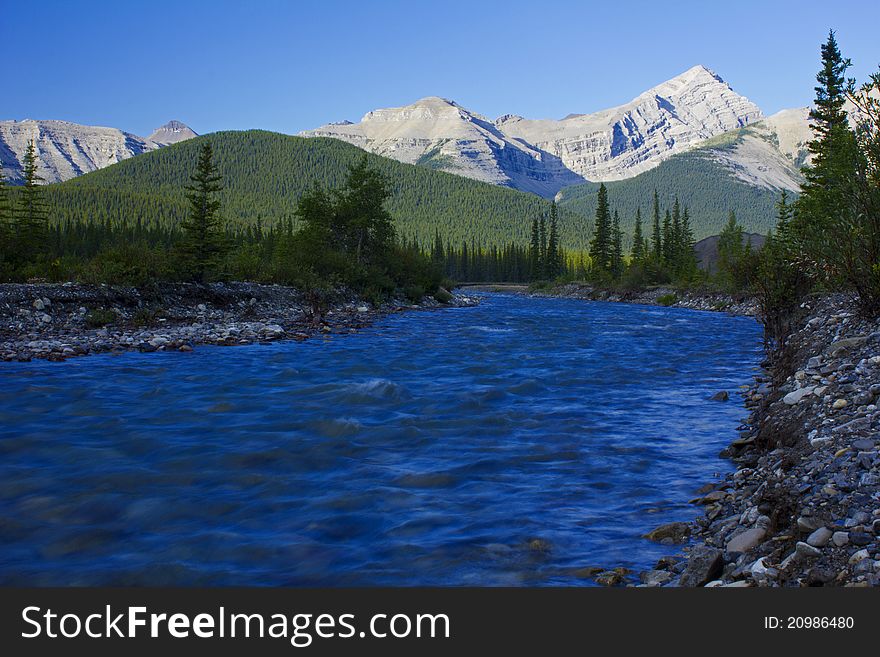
[538,215,547,278]
[631,207,644,262]
[17,140,49,260]
[651,188,662,261]
[610,210,624,278]
[661,208,672,265]
[589,183,612,272]
[529,217,541,280]
[790,30,880,313]
[180,141,226,281]
[547,202,561,279]
[671,196,682,267]
[717,211,744,283]
[679,206,697,275]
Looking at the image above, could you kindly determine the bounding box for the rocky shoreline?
[534,281,759,317]
[0,282,479,362]
[634,294,880,587]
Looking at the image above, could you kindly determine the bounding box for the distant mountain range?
[0,66,821,249]
[301,65,812,199]
[0,120,197,184]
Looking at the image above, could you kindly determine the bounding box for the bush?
[433,287,453,303]
[85,308,117,328]
[403,285,425,303]
[657,293,678,307]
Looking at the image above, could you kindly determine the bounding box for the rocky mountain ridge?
[301,65,787,198]
[0,119,196,184]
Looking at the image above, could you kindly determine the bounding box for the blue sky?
[3,0,879,137]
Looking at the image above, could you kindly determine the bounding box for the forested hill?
[43,131,594,250]
[556,147,787,241]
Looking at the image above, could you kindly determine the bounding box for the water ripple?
[0,293,762,586]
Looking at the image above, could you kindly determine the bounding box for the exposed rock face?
[302,65,764,197]
[147,120,198,145]
[302,96,587,197]
[0,119,196,184]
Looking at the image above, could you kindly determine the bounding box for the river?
[0,292,763,585]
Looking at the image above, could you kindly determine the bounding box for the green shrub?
[403,285,425,304]
[85,308,117,328]
[433,287,453,303]
[657,293,678,307]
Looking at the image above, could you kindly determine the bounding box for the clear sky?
[3,0,879,137]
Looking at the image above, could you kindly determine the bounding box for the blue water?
[0,293,762,586]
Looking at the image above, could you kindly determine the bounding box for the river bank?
[464,282,759,317]
[532,282,759,316]
[0,282,478,362]
[637,293,880,587]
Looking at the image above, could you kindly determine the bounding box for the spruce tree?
[651,189,662,261]
[671,196,682,267]
[547,202,561,279]
[661,208,672,265]
[181,141,226,282]
[679,206,697,275]
[610,210,624,278]
[538,216,547,278]
[529,217,541,280]
[631,207,644,262]
[792,31,863,299]
[17,140,49,261]
[589,183,612,272]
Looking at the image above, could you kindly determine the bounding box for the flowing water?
[0,293,762,585]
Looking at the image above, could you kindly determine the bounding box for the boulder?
[726,527,766,554]
[679,547,723,587]
[644,522,691,544]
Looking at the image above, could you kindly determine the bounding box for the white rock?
[849,549,870,564]
[784,387,815,405]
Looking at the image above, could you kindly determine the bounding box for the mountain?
[34,131,593,250]
[0,119,196,184]
[301,65,763,198]
[301,96,587,198]
[554,109,815,243]
[147,120,199,145]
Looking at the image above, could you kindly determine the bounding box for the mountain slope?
[301,65,763,197]
[556,149,787,243]
[554,109,814,242]
[40,131,593,249]
[0,119,196,184]
[301,96,588,198]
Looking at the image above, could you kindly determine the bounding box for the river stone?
[640,570,673,586]
[851,438,876,451]
[832,398,848,410]
[710,390,729,402]
[644,522,690,544]
[807,527,833,548]
[679,547,723,587]
[830,336,868,356]
[797,516,823,533]
[784,387,815,405]
[795,541,822,558]
[726,527,766,554]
